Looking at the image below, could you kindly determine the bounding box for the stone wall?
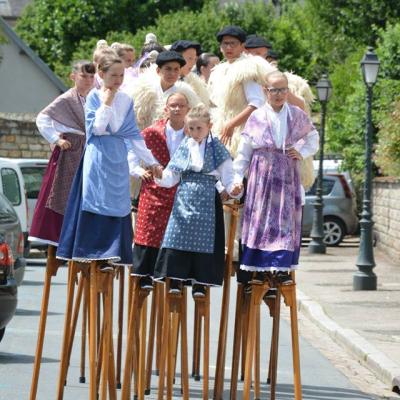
[0,113,51,159]
[373,177,400,262]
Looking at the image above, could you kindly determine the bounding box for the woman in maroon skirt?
[28,60,95,247]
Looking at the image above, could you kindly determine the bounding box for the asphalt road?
[0,257,380,399]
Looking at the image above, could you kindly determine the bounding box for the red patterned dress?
[131,119,179,276]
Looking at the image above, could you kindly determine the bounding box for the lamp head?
[360,47,380,86]
[316,74,332,103]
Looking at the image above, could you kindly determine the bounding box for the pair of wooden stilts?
[122,276,211,400]
[30,247,125,400]
[213,203,302,400]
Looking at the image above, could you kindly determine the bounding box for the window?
[20,167,46,199]
[306,178,336,196]
[0,193,17,224]
[1,168,21,205]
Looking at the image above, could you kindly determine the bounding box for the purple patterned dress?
[240,104,315,272]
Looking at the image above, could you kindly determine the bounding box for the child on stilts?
[233,70,319,283]
[56,53,162,266]
[154,104,241,296]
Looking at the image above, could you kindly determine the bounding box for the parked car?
[0,158,48,257]
[302,173,359,246]
[0,192,26,342]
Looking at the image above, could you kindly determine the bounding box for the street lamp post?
[354,47,380,290]
[308,74,332,254]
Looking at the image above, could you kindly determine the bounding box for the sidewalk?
[296,237,400,394]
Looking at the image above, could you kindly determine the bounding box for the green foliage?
[16,0,126,69]
[15,0,204,70]
[306,0,400,46]
[375,99,400,177]
[376,22,400,80]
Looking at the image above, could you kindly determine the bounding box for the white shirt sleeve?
[36,112,84,144]
[243,81,266,109]
[154,168,180,188]
[294,129,319,159]
[36,113,61,144]
[233,135,257,180]
[129,138,159,167]
[92,104,113,136]
[127,151,147,178]
[217,158,242,198]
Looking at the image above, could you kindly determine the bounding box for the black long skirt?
[131,244,159,276]
[154,192,225,286]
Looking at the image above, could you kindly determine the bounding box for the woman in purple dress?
[233,71,319,282]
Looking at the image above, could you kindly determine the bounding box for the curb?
[296,289,400,393]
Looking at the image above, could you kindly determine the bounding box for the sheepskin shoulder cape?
[283,71,316,189]
[208,53,276,156]
[284,71,315,115]
[130,65,200,130]
[184,72,210,106]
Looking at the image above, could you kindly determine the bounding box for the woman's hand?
[287,147,303,160]
[219,190,230,202]
[56,138,72,150]
[220,122,234,145]
[104,88,118,106]
[141,169,153,182]
[230,183,243,197]
[151,165,163,180]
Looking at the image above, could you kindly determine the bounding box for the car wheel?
[0,327,5,343]
[323,217,345,246]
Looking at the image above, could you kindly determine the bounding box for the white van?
[0,158,48,256]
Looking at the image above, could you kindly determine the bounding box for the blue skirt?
[56,156,133,265]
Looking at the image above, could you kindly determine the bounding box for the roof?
[0,16,67,92]
[0,0,32,18]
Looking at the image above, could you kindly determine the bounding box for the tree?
[15,0,204,69]
[306,0,400,46]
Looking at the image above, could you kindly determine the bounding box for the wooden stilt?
[100,273,112,400]
[145,282,159,394]
[56,261,78,399]
[137,293,148,399]
[192,302,201,380]
[254,307,261,400]
[121,276,151,400]
[281,275,302,400]
[121,277,139,400]
[155,283,164,375]
[229,284,244,400]
[30,245,60,400]
[64,271,85,385]
[88,262,99,400]
[213,203,240,400]
[157,280,189,400]
[116,267,125,389]
[79,276,89,383]
[269,289,281,400]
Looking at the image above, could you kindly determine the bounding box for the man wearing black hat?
[170,40,210,105]
[208,25,276,156]
[131,50,200,130]
[244,34,272,60]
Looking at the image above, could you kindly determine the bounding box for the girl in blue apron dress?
[57,54,161,266]
[153,105,241,296]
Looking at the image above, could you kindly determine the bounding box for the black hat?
[170,40,202,56]
[266,50,279,60]
[245,34,272,49]
[216,26,247,43]
[155,50,186,67]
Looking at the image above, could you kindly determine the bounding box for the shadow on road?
[21,280,66,287]
[15,308,62,316]
[0,352,58,364]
